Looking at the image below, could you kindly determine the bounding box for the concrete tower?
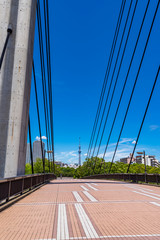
[33,140,45,163]
[78,137,81,166]
[0,0,37,178]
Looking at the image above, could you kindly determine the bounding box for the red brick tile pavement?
[0,178,160,239]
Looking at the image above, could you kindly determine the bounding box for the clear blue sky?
[29,0,160,164]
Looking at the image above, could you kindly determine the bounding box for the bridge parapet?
[82,173,160,184]
[0,173,56,204]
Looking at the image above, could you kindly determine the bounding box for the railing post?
[6,180,11,202]
[21,178,24,195]
[136,174,138,183]
[156,174,158,185]
[30,176,32,190]
[145,174,148,184]
[129,174,131,182]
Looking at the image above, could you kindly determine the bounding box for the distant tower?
[78,137,82,166]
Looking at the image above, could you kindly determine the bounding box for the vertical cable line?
[33,62,45,172]
[38,0,52,151]
[46,0,55,169]
[43,0,52,161]
[37,0,50,159]
[109,0,160,173]
[92,0,135,159]
[88,0,125,158]
[87,0,126,158]
[28,116,34,174]
[102,0,150,165]
[127,66,160,173]
[43,0,55,169]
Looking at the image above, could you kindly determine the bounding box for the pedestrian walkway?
[0,178,160,240]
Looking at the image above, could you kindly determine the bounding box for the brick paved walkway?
[0,178,160,240]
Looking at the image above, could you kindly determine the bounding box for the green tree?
[25,163,32,175]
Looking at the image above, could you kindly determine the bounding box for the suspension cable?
[28,116,34,174]
[92,0,136,159]
[33,62,45,173]
[43,0,52,161]
[102,0,150,164]
[43,0,55,171]
[37,0,50,156]
[87,0,126,158]
[127,66,160,173]
[109,0,160,173]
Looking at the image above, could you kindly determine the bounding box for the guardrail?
[0,173,56,203]
[82,173,160,184]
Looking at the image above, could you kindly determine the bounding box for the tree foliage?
[25,158,54,174]
[25,158,75,176]
[73,157,160,178]
[25,157,160,178]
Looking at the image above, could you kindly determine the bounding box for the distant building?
[26,143,31,164]
[69,163,79,169]
[120,153,135,164]
[55,161,63,167]
[63,163,68,168]
[151,157,160,167]
[55,162,79,169]
[33,140,45,162]
[135,155,159,167]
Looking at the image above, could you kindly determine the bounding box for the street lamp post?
[137,151,147,183]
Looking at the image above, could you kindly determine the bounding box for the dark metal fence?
[82,173,160,184]
[0,173,56,203]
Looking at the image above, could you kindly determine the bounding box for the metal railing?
[82,173,160,184]
[0,173,56,203]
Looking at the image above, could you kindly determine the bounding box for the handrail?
[0,173,56,203]
[82,173,160,184]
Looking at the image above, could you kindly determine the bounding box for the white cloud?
[149,125,160,131]
[132,140,136,144]
[108,138,135,147]
[119,138,135,144]
[41,136,47,140]
[97,138,138,162]
[55,150,78,164]
[35,136,47,141]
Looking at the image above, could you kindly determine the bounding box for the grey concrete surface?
[0,0,37,178]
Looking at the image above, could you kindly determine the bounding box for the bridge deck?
[0,178,160,240]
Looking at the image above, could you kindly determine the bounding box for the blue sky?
[29,0,160,164]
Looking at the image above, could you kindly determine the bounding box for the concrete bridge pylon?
[0,0,37,178]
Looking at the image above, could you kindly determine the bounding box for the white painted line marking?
[37,234,160,240]
[99,234,160,239]
[57,204,69,240]
[91,183,98,186]
[75,204,90,238]
[72,191,83,202]
[150,202,160,207]
[75,203,99,239]
[137,189,160,197]
[86,183,98,191]
[81,185,89,191]
[83,191,97,202]
[126,185,153,191]
[38,233,160,240]
[133,191,160,201]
